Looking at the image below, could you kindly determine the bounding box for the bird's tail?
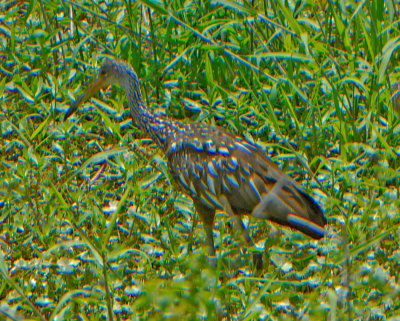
[251,177,326,239]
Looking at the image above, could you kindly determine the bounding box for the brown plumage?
[65,58,327,269]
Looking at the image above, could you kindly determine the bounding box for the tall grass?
[0,0,399,320]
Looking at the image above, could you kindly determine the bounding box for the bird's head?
[64,58,137,120]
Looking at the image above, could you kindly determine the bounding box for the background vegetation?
[1,0,400,320]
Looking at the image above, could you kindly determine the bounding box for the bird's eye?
[100,70,107,76]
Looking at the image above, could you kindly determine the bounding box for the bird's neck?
[126,85,171,149]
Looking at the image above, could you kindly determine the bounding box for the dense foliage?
[1,0,400,320]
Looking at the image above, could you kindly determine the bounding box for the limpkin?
[65,58,327,269]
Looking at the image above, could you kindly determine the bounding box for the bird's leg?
[219,195,263,270]
[193,199,217,266]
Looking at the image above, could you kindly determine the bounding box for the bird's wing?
[165,124,326,238]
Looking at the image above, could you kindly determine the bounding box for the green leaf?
[104,183,132,246]
[378,36,400,84]
[31,29,48,39]
[205,54,214,89]
[15,84,34,103]
[212,0,257,15]
[276,1,302,36]
[50,181,69,209]
[49,290,90,321]
[0,77,6,98]
[31,115,50,142]
[140,172,162,189]
[27,146,39,166]
[139,0,168,15]
[0,251,9,278]
[77,147,128,176]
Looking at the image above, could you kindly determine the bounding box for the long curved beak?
[64,76,107,120]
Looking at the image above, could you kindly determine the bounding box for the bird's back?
[165,123,326,239]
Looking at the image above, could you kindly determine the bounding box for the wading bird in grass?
[65,58,326,269]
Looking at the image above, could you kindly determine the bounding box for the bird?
[65,58,327,269]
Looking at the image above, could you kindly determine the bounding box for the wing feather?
[165,123,326,238]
